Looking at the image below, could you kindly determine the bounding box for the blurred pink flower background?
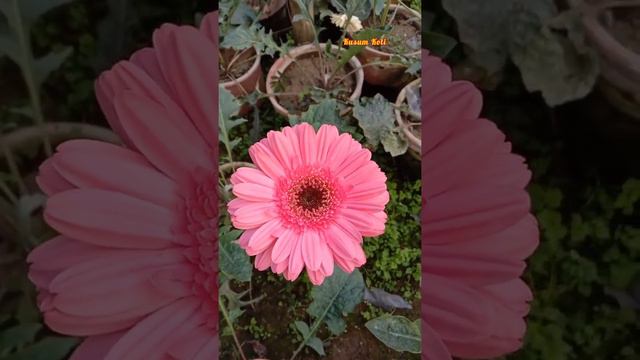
[422,50,539,359]
[27,11,220,360]
[228,123,389,285]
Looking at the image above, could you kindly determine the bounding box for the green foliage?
[353,94,408,157]
[365,315,421,353]
[219,226,252,283]
[442,0,599,105]
[363,179,421,300]
[307,268,365,336]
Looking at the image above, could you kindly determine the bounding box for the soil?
[221,270,421,360]
[608,7,640,54]
[272,52,356,114]
[220,47,257,82]
[365,11,421,54]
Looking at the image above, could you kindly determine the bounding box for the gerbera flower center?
[277,167,343,230]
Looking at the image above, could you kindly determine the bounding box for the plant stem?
[219,295,248,360]
[11,0,52,156]
[289,316,323,360]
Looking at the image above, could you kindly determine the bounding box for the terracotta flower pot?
[266,43,364,118]
[358,5,421,88]
[220,47,263,115]
[395,78,421,158]
[582,0,640,119]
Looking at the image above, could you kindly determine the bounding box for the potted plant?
[220,0,285,114]
[350,1,421,88]
[266,0,364,118]
[395,78,421,158]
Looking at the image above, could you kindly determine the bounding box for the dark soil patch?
[221,270,420,360]
[220,47,257,82]
[272,52,356,114]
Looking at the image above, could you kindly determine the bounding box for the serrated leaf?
[219,86,247,154]
[365,315,421,353]
[306,336,325,356]
[364,287,412,311]
[221,26,256,50]
[307,267,364,336]
[380,128,408,157]
[294,321,310,338]
[0,323,41,351]
[508,5,599,106]
[33,47,72,86]
[2,336,78,360]
[299,98,347,131]
[353,93,395,147]
[219,226,252,282]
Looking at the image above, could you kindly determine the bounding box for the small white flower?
[330,13,363,32]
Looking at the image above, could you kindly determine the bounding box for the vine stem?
[219,295,248,360]
[11,0,52,156]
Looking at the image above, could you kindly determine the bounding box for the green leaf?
[218,86,247,155]
[423,31,457,58]
[370,0,384,15]
[353,94,395,147]
[380,128,408,157]
[365,315,421,353]
[294,321,310,338]
[337,28,386,69]
[307,267,364,336]
[306,336,325,356]
[221,26,256,50]
[33,47,72,86]
[0,323,41,352]
[300,98,345,130]
[219,226,252,282]
[508,6,599,106]
[1,336,78,360]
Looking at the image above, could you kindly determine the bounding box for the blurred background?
[0,0,211,358]
[426,0,640,359]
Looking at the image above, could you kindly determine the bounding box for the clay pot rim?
[361,4,421,58]
[220,46,262,90]
[265,43,365,118]
[254,0,288,20]
[395,77,421,151]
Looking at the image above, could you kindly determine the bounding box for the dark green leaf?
[307,267,364,336]
[353,94,395,147]
[219,226,252,282]
[306,336,325,356]
[1,336,78,360]
[365,315,421,353]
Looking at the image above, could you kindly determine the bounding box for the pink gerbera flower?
[27,12,220,359]
[227,123,389,285]
[422,51,539,359]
